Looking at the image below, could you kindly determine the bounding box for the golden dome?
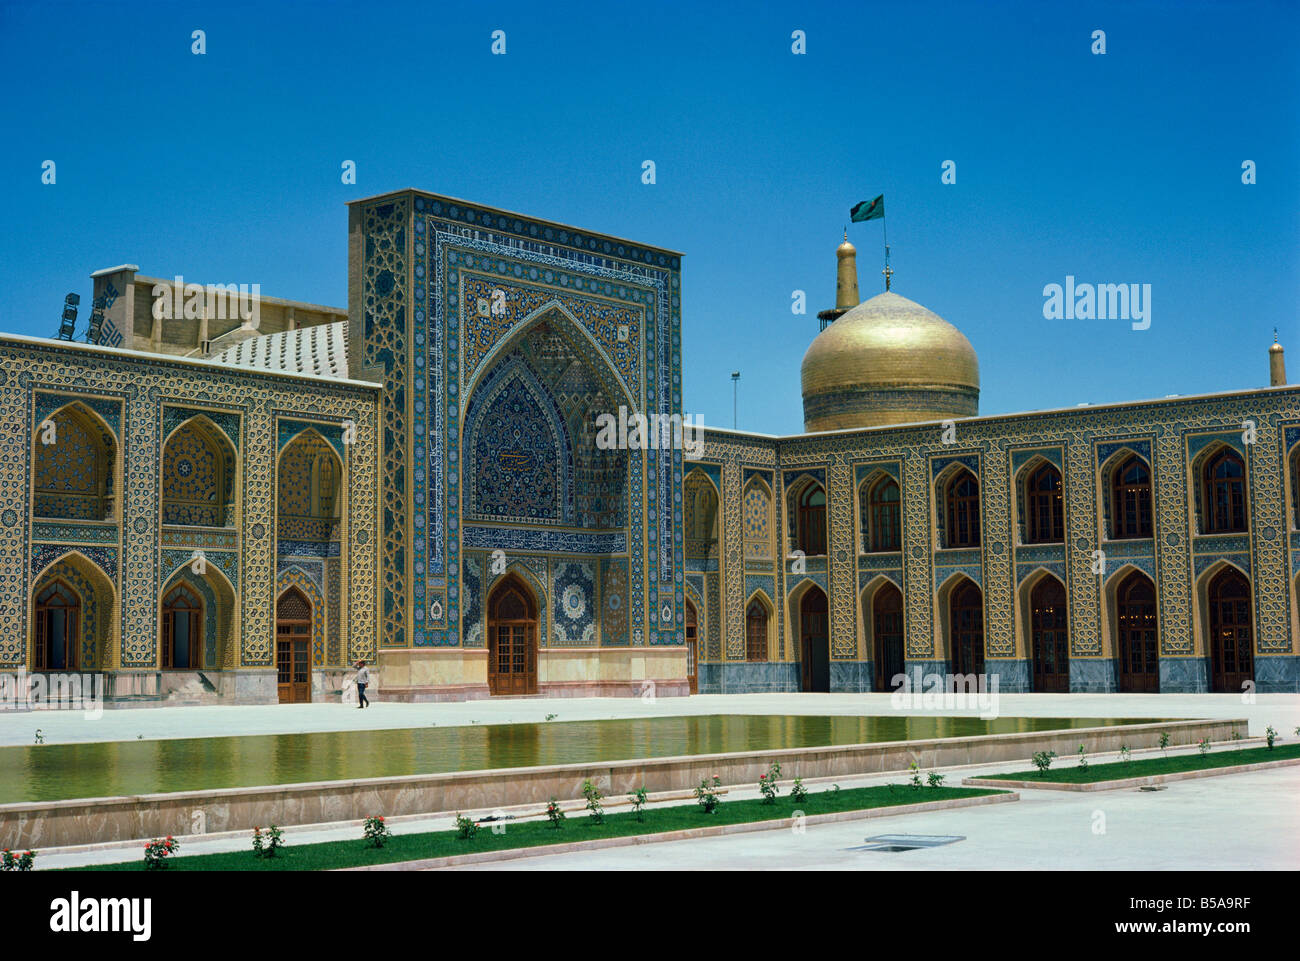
[801,290,979,431]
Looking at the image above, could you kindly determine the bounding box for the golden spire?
[836,230,859,310]
[1270,328,1286,386]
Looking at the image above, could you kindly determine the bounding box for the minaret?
[836,231,859,309]
[817,232,860,330]
[1270,329,1286,386]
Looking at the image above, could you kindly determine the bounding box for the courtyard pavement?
[441,765,1300,872]
[2,691,1298,747]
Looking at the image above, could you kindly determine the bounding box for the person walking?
[354,659,371,709]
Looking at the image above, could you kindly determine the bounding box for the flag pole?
[882,214,892,291]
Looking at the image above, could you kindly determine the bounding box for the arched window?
[1029,577,1068,691]
[1112,456,1153,539]
[35,580,79,671]
[278,431,343,544]
[796,482,827,556]
[865,478,901,552]
[1116,571,1158,693]
[684,473,719,560]
[949,581,984,676]
[1025,464,1064,544]
[33,405,116,521]
[1207,568,1253,693]
[162,418,234,528]
[161,584,202,669]
[872,583,904,692]
[745,600,768,662]
[1203,449,1246,534]
[945,470,980,548]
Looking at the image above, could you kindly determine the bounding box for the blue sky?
[2,0,1296,435]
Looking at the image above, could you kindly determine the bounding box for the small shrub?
[581,779,605,825]
[454,813,478,840]
[545,798,566,829]
[363,815,392,848]
[831,784,840,794]
[1031,750,1057,775]
[1077,744,1088,769]
[694,775,722,814]
[1230,731,1243,741]
[908,761,923,789]
[545,713,557,721]
[251,825,284,859]
[1159,732,1170,755]
[1,849,35,872]
[789,777,808,804]
[1198,737,1211,757]
[927,771,945,788]
[1119,744,1132,765]
[143,836,178,869]
[628,786,648,822]
[758,762,782,804]
[1266,726,1278,749]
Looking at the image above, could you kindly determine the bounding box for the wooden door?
[1208,569,1253,693]
[1030,578,1070,692]
[275,588,312,703]
[685,601,699,694]
[872,583,904,692]
[800,589,829,692]
[950,581,985,677]
[1116,572,1159,692]
[488,578,538,696]
[162,583,202,670]
[35,580,79,672]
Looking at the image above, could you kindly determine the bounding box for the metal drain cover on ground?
[852,834,965,852]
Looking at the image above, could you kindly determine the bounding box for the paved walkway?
[3,692,1297,747]
[443,766,1300,872]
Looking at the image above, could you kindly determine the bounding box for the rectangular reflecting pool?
[0,714,1164,804]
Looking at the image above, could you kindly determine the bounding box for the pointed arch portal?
[799,586,829,692]
[488,575,539,695]
[275,587,313,703]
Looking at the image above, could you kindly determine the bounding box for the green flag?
[850,195,884,222]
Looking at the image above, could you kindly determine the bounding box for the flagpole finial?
[883,244,892,291]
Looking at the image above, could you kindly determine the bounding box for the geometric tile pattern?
[0,337,378,670]
[701,388,1300,674]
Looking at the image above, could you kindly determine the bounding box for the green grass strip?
[973,743,1300,784]
[66,784,1004,872]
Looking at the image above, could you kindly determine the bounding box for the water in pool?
[0,714,1160,803]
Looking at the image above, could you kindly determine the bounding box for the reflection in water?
[0,714,1159,804]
